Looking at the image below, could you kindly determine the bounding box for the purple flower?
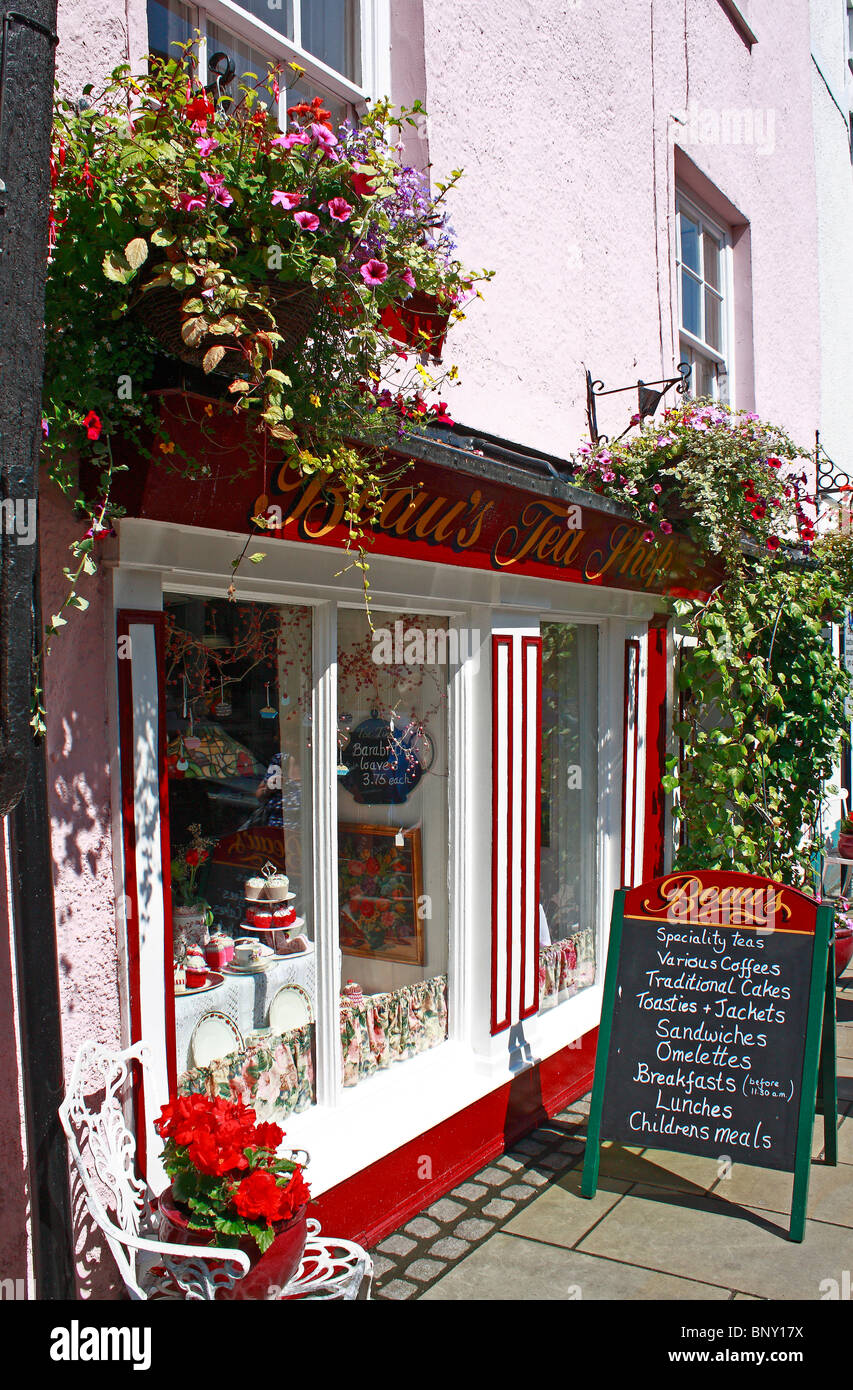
[41,418,49,437]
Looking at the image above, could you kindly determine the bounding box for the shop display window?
[163,596,450,1115]
[336,609,450,1085]
[164,594,317,1118]
[538,622,599,1011]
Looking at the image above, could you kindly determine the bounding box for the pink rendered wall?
[39,480,125,1299]
[411,0,819,456]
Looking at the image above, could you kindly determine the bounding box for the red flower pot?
[157,1187,308,1300]
[835,924,853,981]
[837,833,853,860]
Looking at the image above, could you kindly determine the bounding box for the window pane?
[681,268,702,337]
[230,0,294,41]
[337,610,449,1086]
[208,21,278,108]
[166,595,317,1119]
[705,287,722,352]
[285,74,351,129]
[147,0,193,64]
[703,230,721,290]
[695,352,717,397]
[301,0,361,84]
[679,212,700,273]
[538,623,598,1012]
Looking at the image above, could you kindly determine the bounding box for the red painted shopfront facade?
[108,393,715,1244]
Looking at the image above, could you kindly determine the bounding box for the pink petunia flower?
[294,210,320,231]
[271,189,302,210]
[195,136,220,156]
[401,268,416,289]
[213,183,233,208]
[652,483,662,494]
[659,519,673,534]
[327,196,353,222]
[200,171,225,190]
[179,191,206,212]
[360,259,389,287]
[310,123,338,149]
[648,501,658,513]
[642,529,655,543]
[277,132,311,151]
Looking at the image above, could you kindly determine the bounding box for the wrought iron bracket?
[815,430,852,506]
[585,361,692,446]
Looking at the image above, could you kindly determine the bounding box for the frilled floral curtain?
[341,974,448,1086]
[539,933,596,1010]
[177,975,450,1118]
[178,1023,315,1119]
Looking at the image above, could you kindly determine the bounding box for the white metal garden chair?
[59,1040,372,1300]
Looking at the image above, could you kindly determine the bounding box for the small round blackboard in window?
[339,711,434,806]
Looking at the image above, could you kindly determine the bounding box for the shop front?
[109,391,714,1244]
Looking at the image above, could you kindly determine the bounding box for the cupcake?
[252,907,273,930]
[220,933,234,963]
[342,979,364,1007]
[244,876,266,901]
[272,906,296,929]
[185,946,208,989]
[265,872,290,902]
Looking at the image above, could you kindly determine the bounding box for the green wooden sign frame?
[581,884,837,1243]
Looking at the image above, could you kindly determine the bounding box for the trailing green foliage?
[667,534,853,886]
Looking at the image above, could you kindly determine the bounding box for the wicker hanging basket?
[137,276,320,374]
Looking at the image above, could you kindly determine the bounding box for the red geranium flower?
[185,849,200,866]
[83,411,101,440]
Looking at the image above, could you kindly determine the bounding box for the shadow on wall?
[0,838,30,1293]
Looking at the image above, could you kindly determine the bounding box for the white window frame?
[675,191,735,405]
[150,0,390,125]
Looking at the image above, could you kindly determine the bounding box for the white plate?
[190,1011,244,1069]
[175,971,224,996]
[268,982,314,1032]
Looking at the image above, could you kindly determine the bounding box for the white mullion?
[291,0,301,48]
[312,600,341,1109]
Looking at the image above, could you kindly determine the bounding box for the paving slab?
[592,1141,725,1194]
[503,1170,631,1247]
[577,1185,851,1299]
[421,1233,732,1301]
[707,1156,853,1225]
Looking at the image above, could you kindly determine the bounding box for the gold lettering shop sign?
[252,461,708,595]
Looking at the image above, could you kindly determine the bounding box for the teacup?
[234,939,261,967]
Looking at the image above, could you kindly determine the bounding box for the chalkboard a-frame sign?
[581,872,837,1242]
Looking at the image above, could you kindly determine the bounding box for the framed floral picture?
[338,824,424,964]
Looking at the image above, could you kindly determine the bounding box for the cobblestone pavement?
[370,1097,591,1301]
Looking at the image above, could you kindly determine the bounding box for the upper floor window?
[146,0,383,125]
[676,194,732,403]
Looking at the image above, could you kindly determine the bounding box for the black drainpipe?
[0,0,75,1298]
